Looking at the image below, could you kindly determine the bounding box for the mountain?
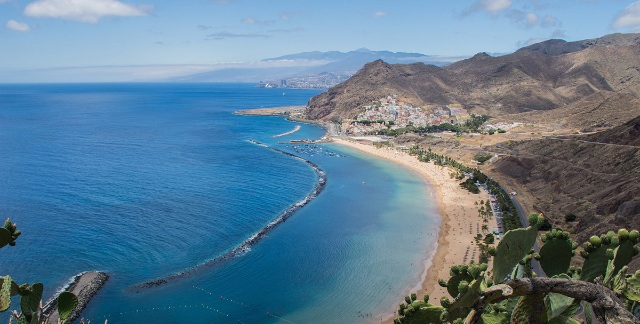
[488,116,640,243]
[173,49,464,83]
[306,33,640,121]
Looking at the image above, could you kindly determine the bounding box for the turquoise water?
[0,83,439,323]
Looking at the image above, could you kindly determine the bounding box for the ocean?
[0,83,439,323]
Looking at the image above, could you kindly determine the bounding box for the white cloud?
[241,17,275,26]
[470,0,512,15]
[508,10,559,29]
[6,19,31,31]
[24,0,151,23]
[373,11,387,18]
[612,1,640,29]
[541,15,559,28]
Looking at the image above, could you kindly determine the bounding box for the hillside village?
[344,96,471,135]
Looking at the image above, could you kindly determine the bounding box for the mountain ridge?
[306,32,640,121]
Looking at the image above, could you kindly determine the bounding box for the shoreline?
[330,138,496,322]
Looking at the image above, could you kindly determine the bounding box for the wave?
[129,140,327,293]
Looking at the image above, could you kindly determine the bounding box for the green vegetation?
[408,145,522,231]
[396,216,640,323]
[474,153,493,165]
[460,178,480,194]
[1,218,78,323]
[464,114,488,133]
[366,114,490,136]
[565,213,577,222]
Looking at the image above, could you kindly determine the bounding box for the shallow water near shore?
[0,83,439,323]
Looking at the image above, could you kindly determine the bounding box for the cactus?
[395,227,640,324]
[538,230,575,277]
[511,294,547,323]
[622,268,640,303]
[492,225,538,283]
[1,218,21,248]
[450,275,486,310]
[546,292,580,324]
[0,228,10,249]
[480,311,509,324]
[18,282,42,323]
[57,291,77,323]
[580,242,610,282]
[447,265,473,298]
[0,275,11,312]
[604,239,636,284]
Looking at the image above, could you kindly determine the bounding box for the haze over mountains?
[173,48,464,83]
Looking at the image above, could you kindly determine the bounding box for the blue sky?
[2,0,640,81]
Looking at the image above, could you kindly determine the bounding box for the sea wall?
[130,140,327,293]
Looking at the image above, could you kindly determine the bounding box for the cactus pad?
[539,236,573,277]
[19,283,43,316]
[447,272,473,298]
[0,228,10,249]
[492,226,538,283]
[57,291,78,322]
[580,244,609,282]
[0,275,12,312]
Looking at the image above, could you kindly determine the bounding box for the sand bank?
[331,138,498,320]
[274,125,301,138]
[234,106,305,116]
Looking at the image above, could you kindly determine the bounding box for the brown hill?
[306,33,640,121]
[488,117,640,242]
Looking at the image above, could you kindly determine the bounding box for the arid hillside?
[488,117,640,242]
[306,33,640,123]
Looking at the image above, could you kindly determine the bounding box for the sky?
[2,0,640,82]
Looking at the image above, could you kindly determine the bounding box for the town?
[343,95,472,135]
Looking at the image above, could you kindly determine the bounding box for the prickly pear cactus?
[538,229,576,277]
[623,269,640,303]
[19,282,43,321]
[580,233,614,282]
[1,218,21,248]
[510,294,547,323]
[394,295,444,324]
[0,275,12,312]
[57,291,78,323]
[604,229,639,284]
[493,220,538,283]
[446,265,474,298]
[450,274,486,310]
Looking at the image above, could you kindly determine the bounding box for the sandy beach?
[331,138,498,320]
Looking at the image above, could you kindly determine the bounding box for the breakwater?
[130,140,327,293]
[273,125,301,138]
[43,271,109,323]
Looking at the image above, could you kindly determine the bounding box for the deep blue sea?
[0,83,439,323]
